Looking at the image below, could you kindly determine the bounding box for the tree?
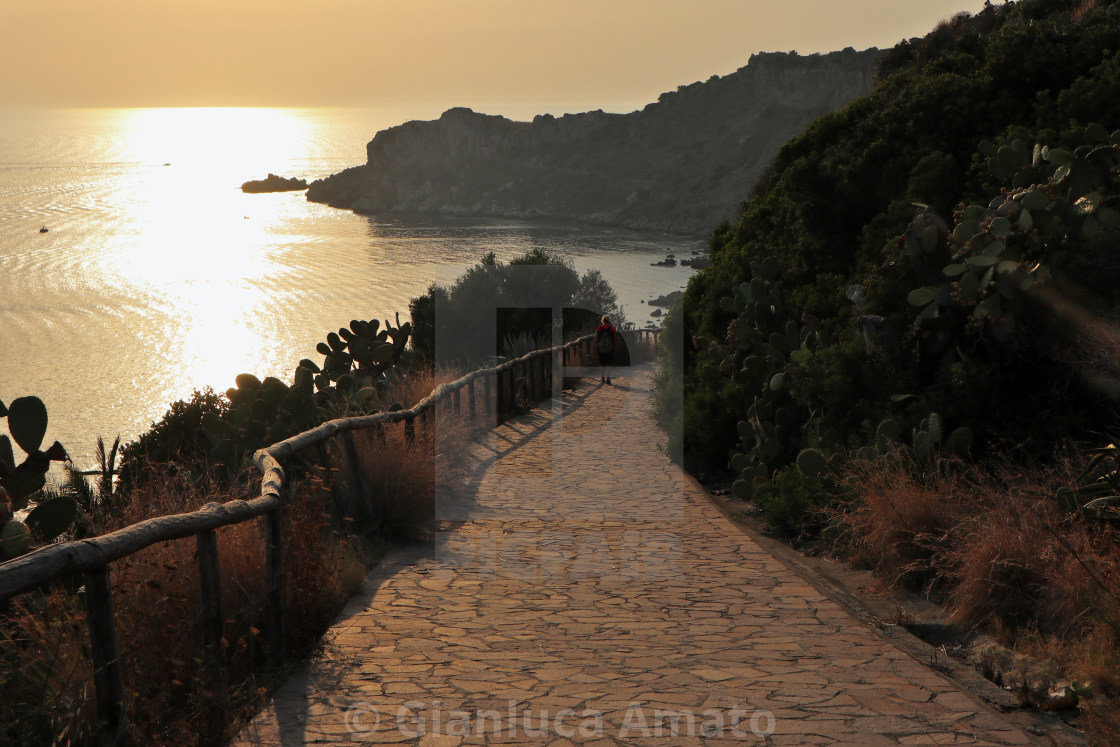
[408,250,621,365]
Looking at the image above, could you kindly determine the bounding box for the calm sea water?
[0,107,701,468]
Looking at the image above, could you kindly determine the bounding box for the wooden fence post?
[497,370,506,422]
[85,566,125,736]
[467,378,476,423]
[525,358,534,403]
[484,374,493,425]
[495,370,505,423]
[538,355,545,401]
[197,529,228,714]
[265,506,286,669]
[531,356,541,402]
[340,429,373,518]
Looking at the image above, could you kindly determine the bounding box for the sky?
[1,0,983,113]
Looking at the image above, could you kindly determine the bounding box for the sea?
[0,107,702,469]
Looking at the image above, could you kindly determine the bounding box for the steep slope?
[678,0,1120,470]
[307,48,880,235]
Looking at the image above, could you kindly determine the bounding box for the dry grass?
[624,332,659,365]
[838,450,1120,739]
[0,468,354,746]
[336,366,476,541]
[1,591,96,745]
[945,492,1112,636]
[1072,0,1100,23]
[837,453,980,591]
[839,452,1120,635]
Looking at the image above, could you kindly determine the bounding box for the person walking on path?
[594,314,618,384]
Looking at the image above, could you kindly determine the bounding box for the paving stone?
[232,366,1037,746]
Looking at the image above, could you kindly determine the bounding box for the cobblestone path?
[234,365,1038,746]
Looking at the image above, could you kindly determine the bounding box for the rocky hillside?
[307,48,880,235]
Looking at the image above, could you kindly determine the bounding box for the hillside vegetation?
[680,0,1120,471]
[668,1,1120,728]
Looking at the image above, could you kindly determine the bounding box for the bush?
[408,249,622,365]
[115,388,226,493]
[752,466,832,538]
[679,0,1120,470]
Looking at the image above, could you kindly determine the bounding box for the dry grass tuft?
[945,492,1109,636]
[1072,0,1100,23]
[837,453,979,591]
[99,468,346,743]
[329,366,476,542]
[1,591,96,745]
[624,332,659,365]
[839,449,1120,740]
[840,453,1120,636]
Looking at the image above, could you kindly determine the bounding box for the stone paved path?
[233,365,1038,746]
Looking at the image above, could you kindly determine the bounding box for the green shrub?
[752,466,832,537]
[115,388,227,493]
[408,249,621,366]
[677,0,1120,474]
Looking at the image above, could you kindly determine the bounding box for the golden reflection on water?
[2,106,698,467]
[107,108,313,400]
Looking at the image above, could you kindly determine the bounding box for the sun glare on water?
[105,107,315,401]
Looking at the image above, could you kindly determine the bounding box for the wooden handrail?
[0,326,660,735]
[0,494,280,600]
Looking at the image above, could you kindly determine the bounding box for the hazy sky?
[2,0,980,112]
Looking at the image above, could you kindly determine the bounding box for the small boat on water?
[39,226,48,233]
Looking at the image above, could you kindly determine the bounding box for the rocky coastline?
[307,48,880,236]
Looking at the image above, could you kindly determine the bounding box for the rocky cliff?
[307,48,881,235]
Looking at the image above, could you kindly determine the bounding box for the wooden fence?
[0,328,660,736]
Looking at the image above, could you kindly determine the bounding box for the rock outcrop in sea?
[242,174,309,193]
[307,48,880,235]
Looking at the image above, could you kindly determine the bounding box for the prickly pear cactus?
[0,396,73,560]
[202,373,321,474]
[864,413,972,465]
[904,125,1120,361]
[203,315,414,476]
[707,257,823,498]
[301,315,413,394]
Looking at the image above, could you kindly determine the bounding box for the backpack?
[597,327,615,353]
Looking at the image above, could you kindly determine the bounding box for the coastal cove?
[0,107,701,469]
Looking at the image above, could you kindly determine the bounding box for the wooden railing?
[0,328,660,736]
